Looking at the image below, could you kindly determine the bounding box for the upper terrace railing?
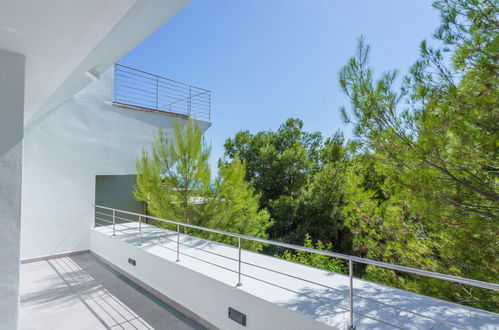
[113,64,211,121]
[94,205,499,329]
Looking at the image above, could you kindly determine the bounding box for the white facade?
[21,69,210,260]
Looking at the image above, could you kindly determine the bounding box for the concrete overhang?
[0,0,190,125]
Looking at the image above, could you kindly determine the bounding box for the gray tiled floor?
[20,253,207,330]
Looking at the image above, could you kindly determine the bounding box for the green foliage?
[295,133,352,249]
[225,118,322,206]
[339,0,499,311]
[280,234,346,273]
[343,158,498,311]
[224,118,319,240]
[224,119,351,249]
[343,159,440,268]
[135,119,271,252]
[200,158,271,251]
[135,119,211,224]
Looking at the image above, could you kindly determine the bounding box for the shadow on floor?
[20,253,209,330]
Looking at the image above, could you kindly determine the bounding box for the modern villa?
[0,1,498,330]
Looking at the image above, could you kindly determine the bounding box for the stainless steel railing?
[94,205,499,329]
[113,64,211,121]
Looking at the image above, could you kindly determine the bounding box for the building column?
[0,49,25,330]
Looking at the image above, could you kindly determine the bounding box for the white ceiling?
[0,0,190,124]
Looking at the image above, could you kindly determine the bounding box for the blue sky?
[120,0,440,174]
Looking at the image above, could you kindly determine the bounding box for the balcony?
[113,64,211,122]
[86,206,499,329]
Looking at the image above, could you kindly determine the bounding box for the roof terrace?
[113,64,211,122]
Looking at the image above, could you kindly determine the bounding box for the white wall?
[20,68,210,260]
[0,49,25,330]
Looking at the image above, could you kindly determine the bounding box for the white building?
[0,1,498,329]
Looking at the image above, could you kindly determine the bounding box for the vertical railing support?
[176,224,180,262]
[348,259,355,329]
[112,209,116,236]
[138,216,142,246]
[155,76,159,110]
[237,237,242,287]
[113,64,117,103]
[188,85,192,117]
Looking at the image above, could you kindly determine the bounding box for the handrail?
[94,204,499,329]
[115,63,210,92]
[94,205,498,291]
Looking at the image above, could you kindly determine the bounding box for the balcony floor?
[20,253,210,330]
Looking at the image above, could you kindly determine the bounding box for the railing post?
[176,224,180,262]
[112,209,116,236]
[348,259,355,330]
[237,237,242,287]
[156,76,159,110]
[188,85,192,117]
[113,64,116,103]
[138,216,142,246]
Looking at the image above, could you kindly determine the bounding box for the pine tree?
[135,119,211,225]
[135,120,271,251]
[339,0,498,311]
[201,159,271,251]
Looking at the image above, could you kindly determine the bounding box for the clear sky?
[119,0,440,174]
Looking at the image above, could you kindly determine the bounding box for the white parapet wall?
[20,68,210,260]
[90,223,499,330]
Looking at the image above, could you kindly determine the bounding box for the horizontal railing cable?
[116,64,210,91]
[113,64,211,121]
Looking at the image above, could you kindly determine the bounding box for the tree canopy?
[224,119,351,249]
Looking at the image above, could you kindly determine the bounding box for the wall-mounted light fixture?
[228,307,246,326]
